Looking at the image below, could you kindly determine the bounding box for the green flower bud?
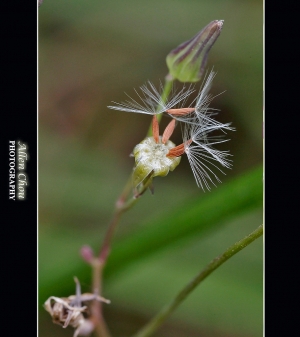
[166,20,223,82]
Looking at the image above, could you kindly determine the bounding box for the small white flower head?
[132,116,181,191]
[44,277,110,337]
[109,70,234,192]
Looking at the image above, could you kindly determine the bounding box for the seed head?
[108,70,234,191]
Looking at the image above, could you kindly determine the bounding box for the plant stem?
[90,260,112,337]
[147,73,174,136]
[91,74,176,337]
[131,224,263,337]
[98,211,124,264]
[98,73,176,264]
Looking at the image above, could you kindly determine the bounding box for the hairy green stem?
[131,224,263,337]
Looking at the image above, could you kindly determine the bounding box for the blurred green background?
[39,1,263,337]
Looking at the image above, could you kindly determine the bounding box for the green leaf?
[39,165,262,304]
[104,165,262,279]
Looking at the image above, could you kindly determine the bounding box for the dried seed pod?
[44,277,110,337]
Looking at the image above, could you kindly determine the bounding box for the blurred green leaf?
[39,165,262,303]
[104,165,262,279]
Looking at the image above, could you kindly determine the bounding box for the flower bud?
[80,245,94,263]
[166,20,224,82]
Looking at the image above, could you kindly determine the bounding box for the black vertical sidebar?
[1,1,37,333]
